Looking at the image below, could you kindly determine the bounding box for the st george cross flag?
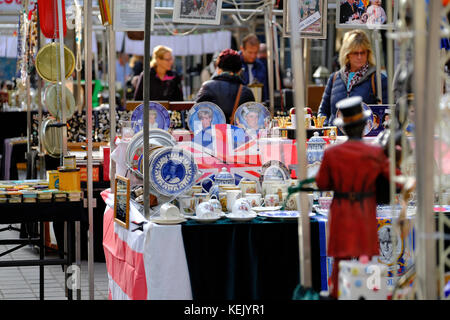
[101,189,192,300]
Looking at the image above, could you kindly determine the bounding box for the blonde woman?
[318,29,387,127]
[133,45,183,101]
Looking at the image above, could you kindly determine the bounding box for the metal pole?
[84,0,95,300]
[272,16,282,106]
[107,0,116,192]
[264,5,275,114]
[143,0,153,219]
[289,0,312,289]
[414,0,439,300]
[373,30,382,103]
[57,0,67,157]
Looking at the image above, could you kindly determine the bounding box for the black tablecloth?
[181,217,322,300]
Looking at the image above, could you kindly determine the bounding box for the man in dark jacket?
[239,34,268,102]
[195,49,255,122]
[340,0,359,24]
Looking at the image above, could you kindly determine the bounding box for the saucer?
[150,217,187,225]
[191,216,221,223]
[226,213,257,222]
[252,206,281,212]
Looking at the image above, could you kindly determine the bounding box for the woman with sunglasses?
[318,29,388,128]
[133,45,183,101]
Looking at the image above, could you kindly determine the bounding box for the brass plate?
[35,43,75,83]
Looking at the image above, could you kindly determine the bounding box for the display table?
[0,201,83,300]
[181,217,324,300]
[101,189,325,300]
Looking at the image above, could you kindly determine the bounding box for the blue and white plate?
[131,102,171,133]
[149,147,198,197]
[258,210,315,219]
[187,101,226,133]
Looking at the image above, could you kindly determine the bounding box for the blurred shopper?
[318,29,387,127]
[239,34,268,102]
[195,49,255,122]
[133,45,183,101]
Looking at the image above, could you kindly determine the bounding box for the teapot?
[205,167,236,198]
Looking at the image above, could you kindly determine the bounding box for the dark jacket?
[340,1,358,24]
[239,55,268,102]
[195,73,255,122]
[133,68,183,101]
[318,66,388,127]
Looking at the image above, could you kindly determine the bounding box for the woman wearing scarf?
[318,29,388,128]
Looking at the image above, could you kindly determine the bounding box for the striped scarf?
[344,62,370,93]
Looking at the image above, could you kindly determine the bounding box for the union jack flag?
[178,124,264,183]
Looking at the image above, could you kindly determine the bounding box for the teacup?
[226,190,242,212]
[245,193,262,207]
[188,185,205,196]
[178,195,195,215]
[231,198,252,216]
[239,179,258,196]
[208,198,223,214]
[194,193,210,208]
[160,203,181,219]
[318,196,333,210]
[264,194,280,207]
[196,201,217,218]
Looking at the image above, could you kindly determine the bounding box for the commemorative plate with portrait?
[233,102,270,131]
[187,101,226,133]
[259,160,290,184]
[131,102,171,133]
[335,102,374,136]
[149,147,198,197]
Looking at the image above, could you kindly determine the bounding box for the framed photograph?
[114,175,130,229]
[173,0,223,25]
[283,0,328,39]
[336,0,398,30]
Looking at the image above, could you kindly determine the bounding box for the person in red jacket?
[315,96,392,299]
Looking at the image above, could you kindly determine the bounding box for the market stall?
[1,0,450,302]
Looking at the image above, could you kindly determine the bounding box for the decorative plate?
[233,102,270,131]
[45,84,77,120]
[150,217,187,225]
[259,160,290,183]
[131,102,170,133]
[257,210,315,219]
[149,147,198,197]
[335,102,374,136]
[125,129,176,178]
[187,101,226,133]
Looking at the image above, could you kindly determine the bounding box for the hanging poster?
[173,0,223,25]
[336,0,398,29]
[283,0,328,39]
[114,175,130,229]
[113,0,155,32]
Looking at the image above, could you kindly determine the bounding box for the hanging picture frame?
[114,175,130,229]
[336,0,398,30]
[173,0,223,25]
[283,0,328,39]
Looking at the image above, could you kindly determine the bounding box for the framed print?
[114,175,130,229]
[173,0,223,25]
[336,0,398,30]
[283,0,328,39]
